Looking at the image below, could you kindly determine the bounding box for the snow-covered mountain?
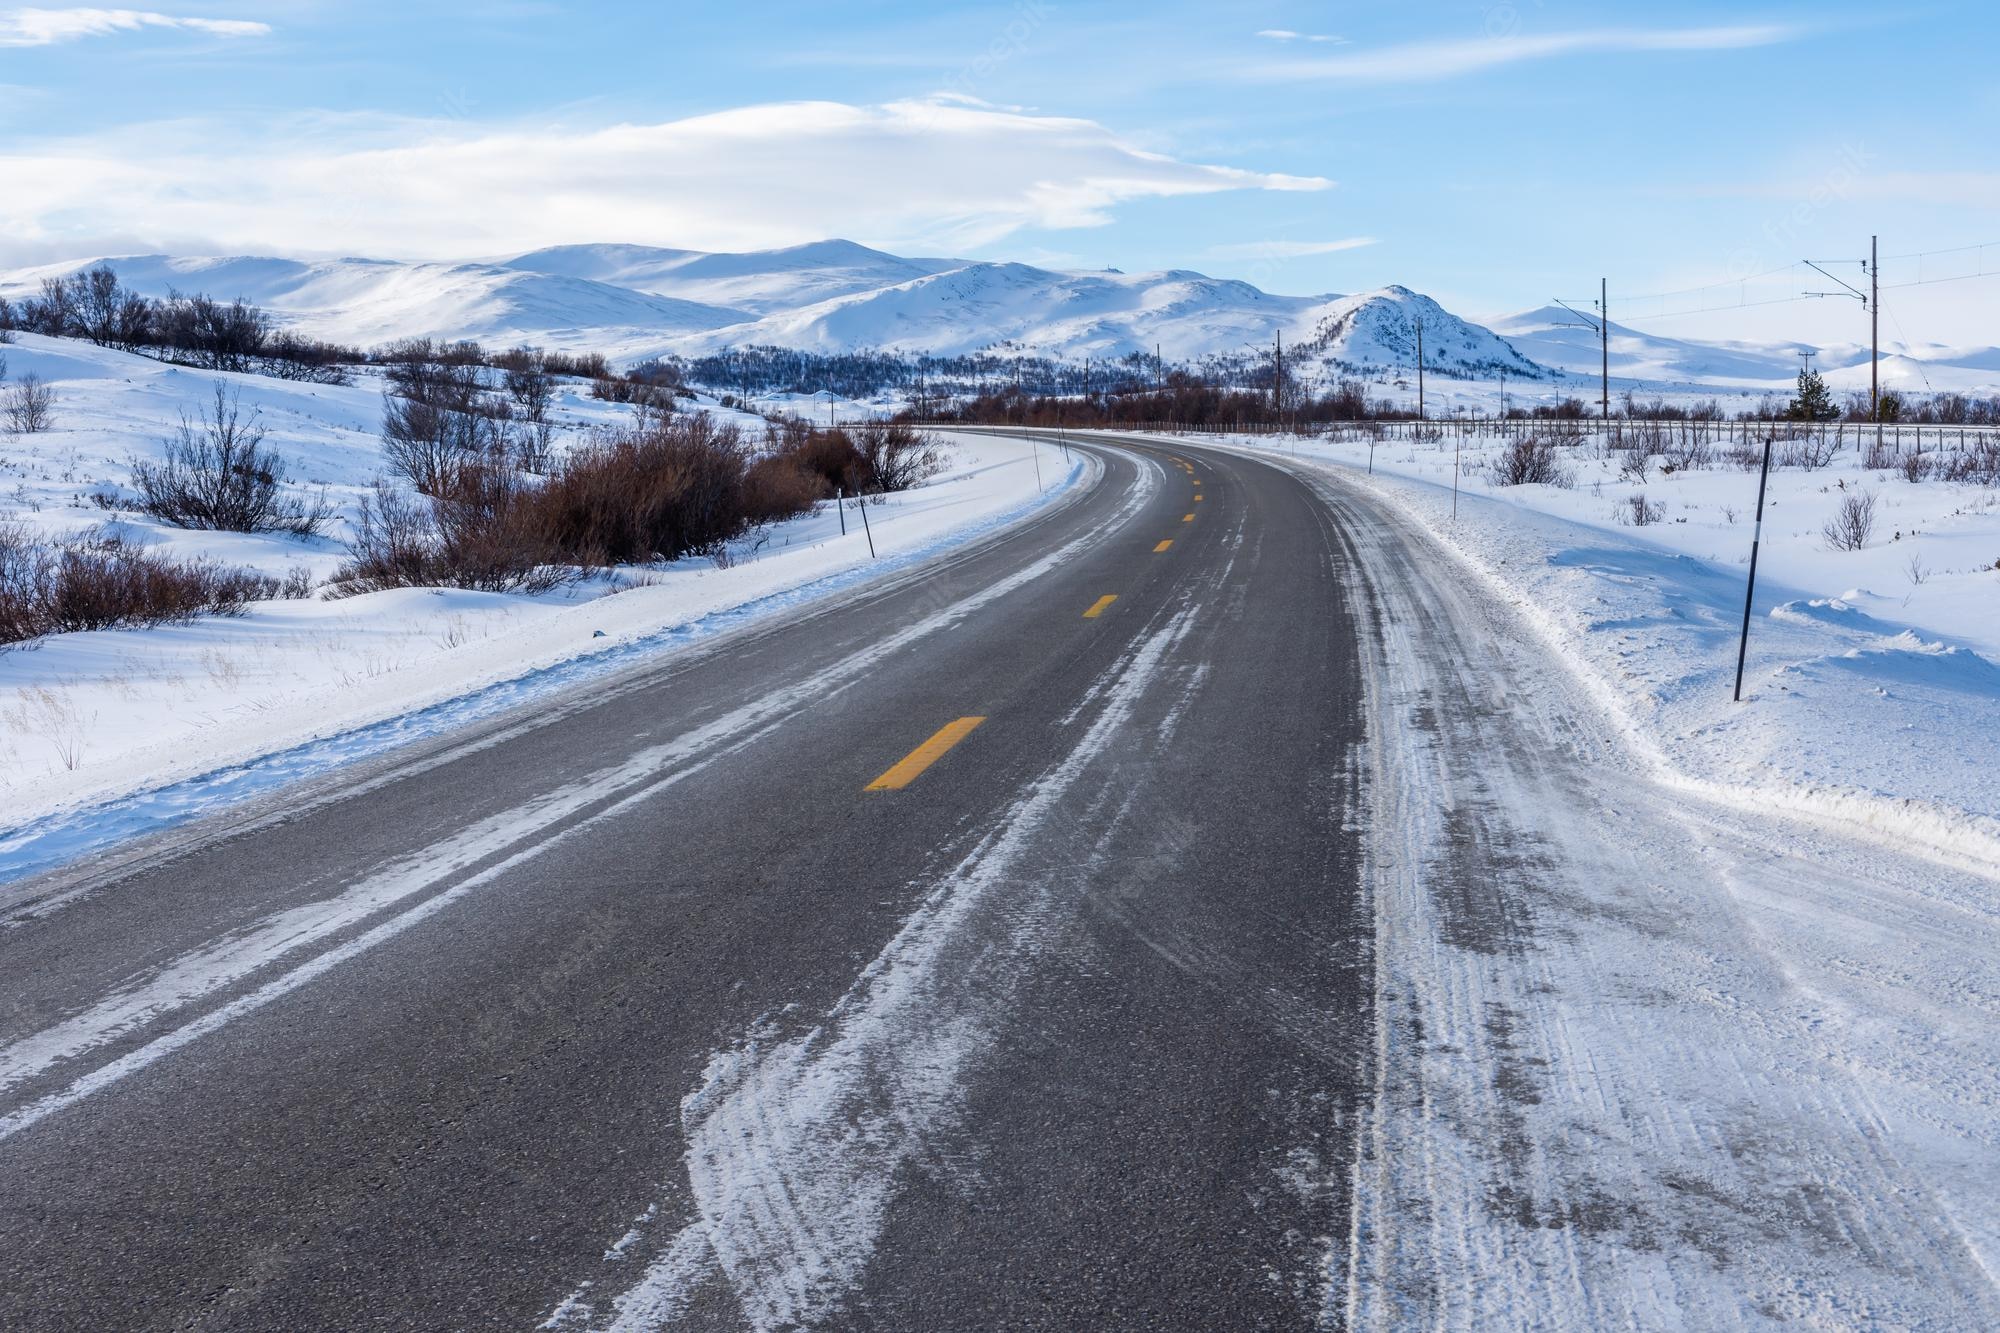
[11,241,1992,397]
[1304,286,1546,381]
[1,242,1555,378]
[500,240,961,317]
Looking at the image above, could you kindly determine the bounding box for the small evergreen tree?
[1787,366,1840,422]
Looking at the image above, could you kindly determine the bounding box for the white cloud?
[1209,237,1377,260]
[1244,24,1800,82]
[0,97,1331,262]
[1255,29,1345,45]
[0,7,270,46]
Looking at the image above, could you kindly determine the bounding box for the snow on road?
[1297,467,2000,1329]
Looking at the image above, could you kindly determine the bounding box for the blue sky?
[3,1,1995,344]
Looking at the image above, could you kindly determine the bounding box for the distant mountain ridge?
[6,241,1994,394]
[0,241,1554,381]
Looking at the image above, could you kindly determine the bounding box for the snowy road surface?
[0,433,1993,1330]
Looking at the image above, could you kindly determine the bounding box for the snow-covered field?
[0,334,1081,880]
[1187,423,2000,870]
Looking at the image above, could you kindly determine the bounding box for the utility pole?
[1600,278,1610,423]
[1274,329,1283,429]
[1415,317,1425,421]
[1871,235,1881,454]
[1553,285,1609,421]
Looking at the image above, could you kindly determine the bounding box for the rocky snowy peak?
[1306,286,1549,381]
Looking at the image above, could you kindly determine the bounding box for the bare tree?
[4,373,56,435]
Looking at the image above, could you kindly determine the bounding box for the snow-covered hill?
[1305,286,1548,381]
[501,240,961,317]
[0,254,746,356]
[1495,304,2000,398]
[3,243,1552,377]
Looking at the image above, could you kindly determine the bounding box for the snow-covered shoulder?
[0,341,1086,880]
[1201,427,2000,872]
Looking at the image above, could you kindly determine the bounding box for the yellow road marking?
[1154,539,1174,553]
[1194,494,1204,502]
[1183,513,1194,522]
[1083,594,1118,619]
[866,717,987,791]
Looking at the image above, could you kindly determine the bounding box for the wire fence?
[1101,418,2000,456]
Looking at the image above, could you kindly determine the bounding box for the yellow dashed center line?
[1183,513,1194,523]
[1083,595,1118,619]
[1194,495,1204,503]
[865,717,986,792]
[1154,539,1174,553]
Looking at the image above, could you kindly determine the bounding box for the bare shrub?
[536,415,753,564]
[1940,440,2000,486]
[1901,451,1935,483]
[1776,430,1840,470]
[1617,494,1668,526]
[742,456,827,524]
[0,522,276,646]
[851,423,944,493]
[1823,491,1878,552]
[1661,426,1713,472]
[130,383,333,536]
[1490,435,1575,488]
[777,421,864,493]
[381,394,509,494]
[502,347,555,421]
[4,373,56,435]
[334,413,824,595]
[332,474,564,596]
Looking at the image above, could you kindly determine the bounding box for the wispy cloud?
[0,7,269,47]
[0,98,1331,262]
[1209,237,1376,260]
[1255,29,1345,45]
[1244,24,1801,83]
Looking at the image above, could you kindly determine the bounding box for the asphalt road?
[0,432,1378,1330]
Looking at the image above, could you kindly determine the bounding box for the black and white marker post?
[1733,431,1777,702]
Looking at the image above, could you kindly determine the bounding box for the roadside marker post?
[858,492,877,559]
[1733,431,1777,703]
